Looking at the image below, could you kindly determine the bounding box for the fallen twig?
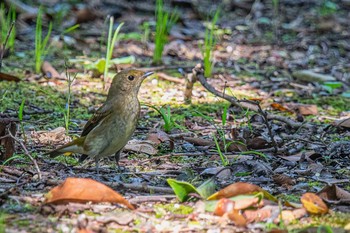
[8,131,42,180]
[240,99,278,153]
[156,72,184,84]
[193,64,315,131]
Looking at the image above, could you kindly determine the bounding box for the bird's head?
[107,69,153,99]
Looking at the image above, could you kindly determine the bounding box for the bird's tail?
[46,137,85,158]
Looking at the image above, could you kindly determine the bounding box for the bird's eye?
[128,75,135,81]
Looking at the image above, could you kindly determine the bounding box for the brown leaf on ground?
[45,178,135,210]
[272,174,296,187]
[213,198,235,216]
[247,137,271,150]
[183,137,214,146]
[31,127,71,145]
[334,118,350,128]
[244,205,274,223]
[0,72,20,82]
[124,139,158,155]
[147,129,174,150]
[228,209,247,227]
[41,61,61,78]
[318,184,350,204]
[296,104,318,116]
[300,193,328,214]
[270,103,293,113]
[214,196,261,217]
[207,182,262,200]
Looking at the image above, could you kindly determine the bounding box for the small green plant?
[141,21,150,43]
[103,17,123,85]
[35,7,52,73]
[0,3,16,52]
[202,9,220,78]
[18,98,26,142]
[0,211,6,233]
[213,133,229,166]
[147,105,178,133]
[195,109,232,153]
[319,0,338,16]
[153,0,178,64]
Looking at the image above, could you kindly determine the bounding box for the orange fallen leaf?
[214,198,235,216]
[228,209,247,227]
[270,103,293,113]
[234,197,261,210]
[300,193,328,214]
[45,178,135,210]
[244,205,274,223]
[207,182,262,200]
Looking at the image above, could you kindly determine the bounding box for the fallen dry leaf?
[0,72,20,82]
[244,205,274,223]
[228,209,247,227]
[214,196,262,217]
[214,198,235,216]
[334,118,350,128]
[41,61,61,78]
[45,178,135,210]
[270,103,293,113]
[318,184,350,204]
[207,182,262,200]
[300,193,328,214]
[183,137,214,146]
[272,174,296,187]
[124,139,158,155]
[297,104,318,116]
[31,127,71,145]
[147,129,174,150]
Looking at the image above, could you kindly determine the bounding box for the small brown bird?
[47,69,153,171]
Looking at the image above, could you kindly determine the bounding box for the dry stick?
[7,131,42,180]
[0,21,15,72]
[183,69,197,104]
[192,64,314,130]
[240,99,278,153]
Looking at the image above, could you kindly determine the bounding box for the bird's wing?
[81,106,112,136]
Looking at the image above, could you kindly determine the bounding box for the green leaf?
[167,179,199,202]
[323,81,343,89]
[196,179,216,199]
[94,58,106,73]
[18,98,25,121]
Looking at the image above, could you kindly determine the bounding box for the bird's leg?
[114,150,122,172]
[95,158,100,175]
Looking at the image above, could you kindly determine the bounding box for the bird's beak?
[142,71,154,79]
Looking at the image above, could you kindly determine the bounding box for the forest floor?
[0,0,350,232]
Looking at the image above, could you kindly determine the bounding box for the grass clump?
[153,0,178,64]
[0,3,16,52]
[35,7,52,73]
[103,17,123,85]
[202,9,220,78]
